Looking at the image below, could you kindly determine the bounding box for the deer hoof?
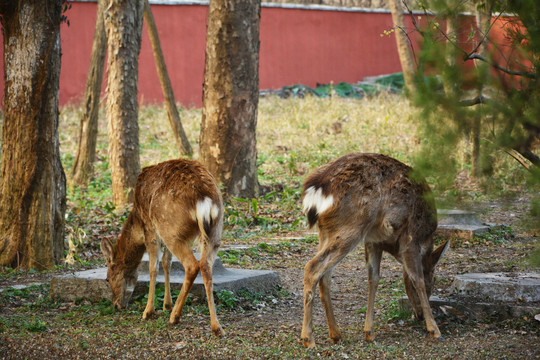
[365,331,375,342]
[429,329,442,339]
[213,325,225,337]
[163,303,172,312]
[142,310,155,320]
[169,315,180,325]
[302,337,315,348]
[331,334,342,344]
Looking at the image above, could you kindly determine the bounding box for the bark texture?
[0,0,66,269]
[104,0,144,206]
[200,0,261,197]
[144,0,192,157]
[389,0,416,92]
[72,0,107,185]
[471,3,493,177]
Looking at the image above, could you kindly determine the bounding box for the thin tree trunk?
[104,0,144,206]
[71,0,107,185]
[443,12,458,96]
[200,0,260,198]
[472,2,493,177]
[143,0,192,157]
[388,0,416,92]
[0,0,66,270]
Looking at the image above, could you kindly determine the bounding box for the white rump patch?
[302,186,334,215]
[196,197,217,223]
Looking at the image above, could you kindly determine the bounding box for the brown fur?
[101,158,225,336]
[300,153,448,348]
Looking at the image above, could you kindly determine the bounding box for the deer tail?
[302,186,334,228]
[195,197,220,240]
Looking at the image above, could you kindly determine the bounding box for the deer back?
[302,153,437,250]
[133,159,223,244]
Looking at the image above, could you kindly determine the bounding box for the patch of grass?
[23,319,47,333]
[449,226,516,249]
[218,239,310,267]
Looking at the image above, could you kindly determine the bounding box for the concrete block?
[435,209,501,240]
[399,272,540,321]
[49,255,281,302]
[399,296,540,321]
[451,272,540,303]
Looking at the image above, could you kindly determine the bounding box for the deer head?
[404,240,449,320]
[101,237,138,309]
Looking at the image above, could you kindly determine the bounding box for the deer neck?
[115,213,146,272]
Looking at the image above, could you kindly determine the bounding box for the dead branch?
[466,53,537,79]
[505,149,532,171]
[460,95,490,107]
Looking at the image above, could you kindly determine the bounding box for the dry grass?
[59,93,530,197]
[2,94,538,360]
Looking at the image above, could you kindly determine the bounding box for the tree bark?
[71,0,107,186]
[443,12,458,96]
[0,0,66,270]
[200,0,261,198]
[104,0,144,206]
[388,0,416,92]
[143,0,192,157]
[472,2,493,177]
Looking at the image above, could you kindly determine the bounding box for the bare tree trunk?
[0,0,66,270]
[71,0,107,186]
[200,0,260,198]
[443,12,458,96]
[472,2,493,178]
[143,0,192,157]
[104,0,144,206]
[388,0,416,92]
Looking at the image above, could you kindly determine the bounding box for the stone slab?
[49,263,280,302]
[451,272,540,303]
[399,296,540,321]
[435,209,502,240]
[137,253,227,275]
[437,209,484,226]
[435,224,491,239]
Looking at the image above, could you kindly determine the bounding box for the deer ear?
[431,240,450,266]
[101,238,115,264]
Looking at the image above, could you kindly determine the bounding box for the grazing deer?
[100,159,225,336]
[300,153,449,348]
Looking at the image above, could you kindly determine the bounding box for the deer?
[300,153,449,348]
[100,158,225,336]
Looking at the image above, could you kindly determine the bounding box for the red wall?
[58,2,209,107]
[0,2,517,108]
[259,8,406,91]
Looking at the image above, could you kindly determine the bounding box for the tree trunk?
[443,12,458,96]
[472,2,493,178]
[104,0,144,206]
[143,0,193,157]
[71,0,107,186]
[388,0,416,92]
[0,0,66,270]
[200,0,260,198]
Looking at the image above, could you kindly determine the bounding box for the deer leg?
[200,248,224,337]
[169,245,199,325]
[162,248,173,311]
[403,258,441,338]
[364,243,382,342]
[143,238,159,320]
[302,240,352,348]
[319,269,342,344]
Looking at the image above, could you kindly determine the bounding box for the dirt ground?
[1,196,539,359]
